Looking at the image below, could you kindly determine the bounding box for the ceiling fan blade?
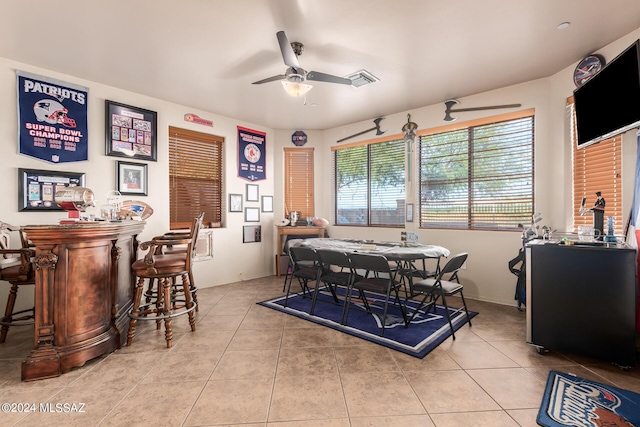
[252,74,287,84]
[306,71,352,85]
[276,31,300,69]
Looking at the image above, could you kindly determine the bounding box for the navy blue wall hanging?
[17,71,89,163]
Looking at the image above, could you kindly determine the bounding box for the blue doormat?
[537,370,640,426]
[257,288,477,358]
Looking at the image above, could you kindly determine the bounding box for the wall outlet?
[238,272,243,280]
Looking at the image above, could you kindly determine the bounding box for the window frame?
[168,126,224,230]
[568,98,623,235]
[417,109,535,231]
[283,147,315,220]
[332,136,406,227]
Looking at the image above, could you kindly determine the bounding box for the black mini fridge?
[525,239,638,367]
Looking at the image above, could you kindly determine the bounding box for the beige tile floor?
[0,275,639,426]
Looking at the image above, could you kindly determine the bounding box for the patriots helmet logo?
[33,99,76,128]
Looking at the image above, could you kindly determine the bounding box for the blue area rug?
[537,370,640,427]
[257,288,477,358]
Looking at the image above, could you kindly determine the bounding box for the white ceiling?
[2,0,640,130]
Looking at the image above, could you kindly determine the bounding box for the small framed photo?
[117,161,148,196]
[406,203,414,222]
[246,184,259,202]
[245,207,260,222]
[261,195,273,212]
[18,168,85,211]
[243,225,262,243]
[229,193,243,212]
[105,100,157,161]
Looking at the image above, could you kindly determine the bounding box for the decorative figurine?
[591,191,605,239]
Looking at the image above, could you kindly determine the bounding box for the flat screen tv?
[574,39,640,148]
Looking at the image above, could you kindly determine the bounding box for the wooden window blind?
[568,99,622,234]
[418,110,535,230]
[333,138,405,226]
[284,147,314,219]
[168,126,224,229]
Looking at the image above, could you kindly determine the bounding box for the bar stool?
[143,212,204,313]
[127,214,202,348]
[0,223,35,343]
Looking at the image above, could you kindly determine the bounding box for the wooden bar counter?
[21,221,144,381]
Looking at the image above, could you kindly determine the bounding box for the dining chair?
[407,252,471,339]
[284,246,323,307]
[0,223,35,343]
[281,238,307,292]
[127,213,202,348]
[343,253,408,337]
[394,253,441,297]
[310,249,360,315]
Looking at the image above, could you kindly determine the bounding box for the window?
[333,138,405,226]
[568,100,622,234]
[284,147,314,219]
[168,126,224,229]
[418,110,535,230]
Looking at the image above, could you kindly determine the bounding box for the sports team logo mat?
[258,289,476,358]
[538,370,640,426]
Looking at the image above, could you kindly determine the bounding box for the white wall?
[272,27,640,306]
[0,58,276,313]
[3,26,639,314]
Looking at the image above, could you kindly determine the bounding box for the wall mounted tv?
[574,39,640,148]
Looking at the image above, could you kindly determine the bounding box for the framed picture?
[245,207,260,222]
[105,100,157,161]
[261,195,273,212]
[406,203,414,222]
[229,193,243,212]
[246,183,259,202]
[18,168,85,211]
[116,161,148,196]
[243,225,262,243]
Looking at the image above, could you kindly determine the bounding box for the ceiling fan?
[252,31,352,96]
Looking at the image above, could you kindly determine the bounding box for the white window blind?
[333,138,405,226]
[418,110,535,230]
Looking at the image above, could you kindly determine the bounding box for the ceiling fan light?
[281,81,313,97]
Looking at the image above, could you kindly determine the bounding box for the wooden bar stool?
[142,213,204,314]
[0,223,35,343]
[127,214,202,348]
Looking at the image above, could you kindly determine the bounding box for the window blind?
[168,126,224,229]
[333,138,405,226]
[283,147,314,219]
[568,100,622,234]
[418,111,534,230]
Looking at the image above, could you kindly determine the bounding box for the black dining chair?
[406,252,471,339]
[394,253,441,297]
[343,253,408,337]
[284,246,323,307]
[310,250,360,315]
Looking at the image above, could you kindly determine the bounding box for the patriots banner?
[17,71,89,163]
[238,126,266,181]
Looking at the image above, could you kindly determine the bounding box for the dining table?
[296,238,450,295]
[296,238,450,259]
[297,238,450,294]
